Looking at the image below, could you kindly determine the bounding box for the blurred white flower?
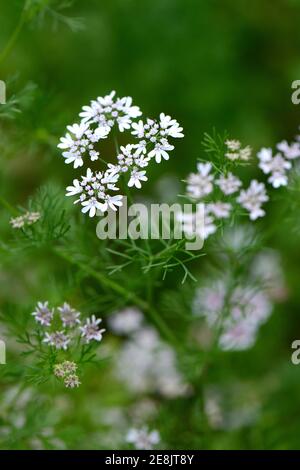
[216,172,242,195]
[108,307,143,334]
[80,315,105,343]
[237,180,268,220]
[257,148,291,188]
[43,331,70,350]
[186,162,214,199]
[126,427,160,450]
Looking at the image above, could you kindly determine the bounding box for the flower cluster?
[126,427,160,450]
[183,138,271,238]
[193,280,272,351]
[257,143,299,189]
[54,361,80,389]
[10,211,41,229]
[225,139,252,161]
[191,237,286,352]
[111,310,188,398]
[58,91,184,217]
[31,301,105,349]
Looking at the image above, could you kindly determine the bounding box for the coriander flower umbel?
[257,147,291,188]
[58,122,110,169]
[10,211,41,229]
[59,92,183,217]
[277,140,300,160]
[225,139,252,161]
[79,90,142,132]
[66,167,123,216]
[80,315,106,343]
[43,331,70,350]
[32,301,54,327]
[237,180,269,220]
[186,162,214,199]
[57,303,81,328]
[64,374,81,389]
[126,427,160,450]
[54,361,77,379]
[215,172,242,195]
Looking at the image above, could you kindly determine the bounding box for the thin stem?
[0,195,19,215]
[0,9,27,66]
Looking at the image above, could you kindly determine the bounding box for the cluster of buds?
[54,361,80,389]
[10,211,41,229]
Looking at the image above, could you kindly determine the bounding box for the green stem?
[0,9,27,66]
[0,195,19,215]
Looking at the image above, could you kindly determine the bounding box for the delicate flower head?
[108,307,143,334]
[10,211,41,229]
[237,180,269,220]
[43,331,70,350]
[207,202,231,219]
[57,303,81,328]
[257,148,291,188]
[54,361,78,379]
[59,92,183,217]
[225,139,251,161]
[277,140,300,160]
[215,172,242,195]
[32,301,54,327]
[186,162,214,199]
[80,315,105,343]
[126,427,160,450]
[64,374,81,389]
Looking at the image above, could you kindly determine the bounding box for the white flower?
[225,139,251,161]
[128,168,148,189]
[64,374,81,389]
[159,113,184,138]
[108,307,143,334]
[258,148,291,188]
[186,162,214,199]
[116,326,187,397]
[194,280,272,351]
[225,139,241,151]
[54,361,77,378]
[277,140,300,159]
[257,148,291,188]
[57,303,81,328]
[25,212,41,225]
[10,216,25,229]
[10,212,41,229]
[58,122,108,168]
[80,315,105,343]
[237,180,269,220]
[81,197,106,217]
[207,202,231,219]
[104,194,123,212]
[79,91,142,132]
[126,427,160,450]
[219,320,257,351]
[32,301,54,327]
[215,172,242,195]
[66,179,83,197]
[177,206,217,240]
[43,331,70,350]
[148,139,174,163]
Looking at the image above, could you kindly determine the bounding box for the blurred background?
[1,0,300,450]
